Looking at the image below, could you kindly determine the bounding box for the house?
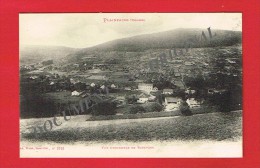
[124,87,131,91]
[138,83,153,92]
[135,79,144,83]
[164,97,181,111]
[137,93,150,104]
[111,84,116,89]
[115,96,126,107]
[148,95,156,101]
[137,97,149,104]
[71,90,80,96]
[174,73,181,77]
[116,96,125,101]
[186,98,201,108]
[226,59,236,64]
[73,63,80,67]
[163,89,174,95]
[29,75,38,80]
[152,87,158,92]
[184,62,194,66]
[207,88,227,94]
[203,62,209,66]
[185,88,196,94]
[164,97,181,105]
[49,81,55,85]
[90,83,95,87]
[87,75,106,80]
[70,78,76,84]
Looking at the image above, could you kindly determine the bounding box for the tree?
[173,88,186,99]
[74,82,86,91]
[179,100,192,116]
[91,101,117,116]
[145,102,163,112]
[129,105,146,114]
[126,95,138,104]
[184,74,205,90]
[207,90,232,112]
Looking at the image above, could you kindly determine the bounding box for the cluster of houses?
[21,45,241,114]
[137,83,202,111]
[68,81,202,112]
[144,46,241,83]
[24,68,225,112]
[24,68,219,112]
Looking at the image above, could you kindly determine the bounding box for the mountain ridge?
[20,28,242,64]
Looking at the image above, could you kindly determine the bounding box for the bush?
[207,91,233,112]
[125,95,138,104]
[179,101,192,116]
[91,101,117,116]
[145,102,163,112]
[129,105,146,114]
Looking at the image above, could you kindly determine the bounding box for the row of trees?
[85,101,163,116]
[183,73,242,112]
[128,103,163,114]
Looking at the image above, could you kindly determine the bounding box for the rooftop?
[163,89,174,92]
[165,97,180,103]
[138,83,153,87]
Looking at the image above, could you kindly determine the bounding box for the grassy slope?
[21,111,242,143]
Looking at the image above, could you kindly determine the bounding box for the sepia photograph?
[19,13,242,158]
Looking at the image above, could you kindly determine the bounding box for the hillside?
[20,28,242,64]
[67,28,241,62]
[20,45,79,65]
[82,28,241,52]
[21,110,242,142]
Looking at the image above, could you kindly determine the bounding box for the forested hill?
[20,28,241,64]
[77,28,241,53]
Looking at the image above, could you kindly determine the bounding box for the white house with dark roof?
[138,83,153,93]
[186,98,201,108]
[163,89,174,95]
[164,97,181,111]
[165,97,181,105]
[137,93,150,104]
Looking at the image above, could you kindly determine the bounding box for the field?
[21,110,242,143]
[43,91,82,104]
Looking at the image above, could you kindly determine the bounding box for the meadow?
[21,110,242,143]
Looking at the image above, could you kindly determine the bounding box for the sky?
[19,13,242,48]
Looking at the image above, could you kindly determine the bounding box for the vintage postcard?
[19,13,242,158]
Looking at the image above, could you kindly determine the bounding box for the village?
[20,44,242,118]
